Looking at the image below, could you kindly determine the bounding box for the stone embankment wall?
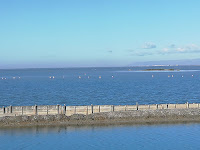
[0,103,199,117]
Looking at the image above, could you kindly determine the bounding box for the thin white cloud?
[176,44,200,53]
[131,51,154,56]
[176,47,185,52]
[161,44,200,55]
[142,42,156,49]
[162,48,169,52]
[126,43,200,57]
[125,49,135,52]
[169,44,176,48]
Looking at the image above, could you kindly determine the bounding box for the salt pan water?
[0,66,199,106]
[1,124,200,150]
[0,66,200,150]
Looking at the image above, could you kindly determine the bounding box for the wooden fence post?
[57,104,60,114]
[3,106,5,114]
[64,104,66,115]
[35,105,37,115]
[91,104,93,114]
[74,106,76,114]
[22,106,23,115]
[60,105,63,114]
[112,105,114,112]
[10,105,12,114]
[187,102,189,109]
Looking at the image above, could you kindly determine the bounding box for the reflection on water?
[1,124,200,150]
[0,66,200,149]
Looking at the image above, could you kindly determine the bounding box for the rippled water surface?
[0,66,200,149]
[1,124,200,150]
[0,66,200,106]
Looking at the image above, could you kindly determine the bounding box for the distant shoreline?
[0,65,200,70]
[1,109,200,128]
[142,69,180,71]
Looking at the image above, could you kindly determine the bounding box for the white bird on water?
[99,76,101,79]
[79,76,81,79]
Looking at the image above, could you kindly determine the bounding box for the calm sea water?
[0,66,199,106]
[0,66,200,150]
[1,124,200,150]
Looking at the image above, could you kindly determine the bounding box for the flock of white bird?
[151,74,194,78]
[1,76,21,80]
[0,74,195,80]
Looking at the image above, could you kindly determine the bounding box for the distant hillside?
[129,59,200,66]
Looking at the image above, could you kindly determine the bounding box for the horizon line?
[1,64,200,70]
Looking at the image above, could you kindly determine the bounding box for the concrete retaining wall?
[0,103,199,117]
[126,105,137,111]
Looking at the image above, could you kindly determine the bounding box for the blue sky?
[0,0,200,68]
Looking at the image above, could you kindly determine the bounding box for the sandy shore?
[1,108,200,128]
